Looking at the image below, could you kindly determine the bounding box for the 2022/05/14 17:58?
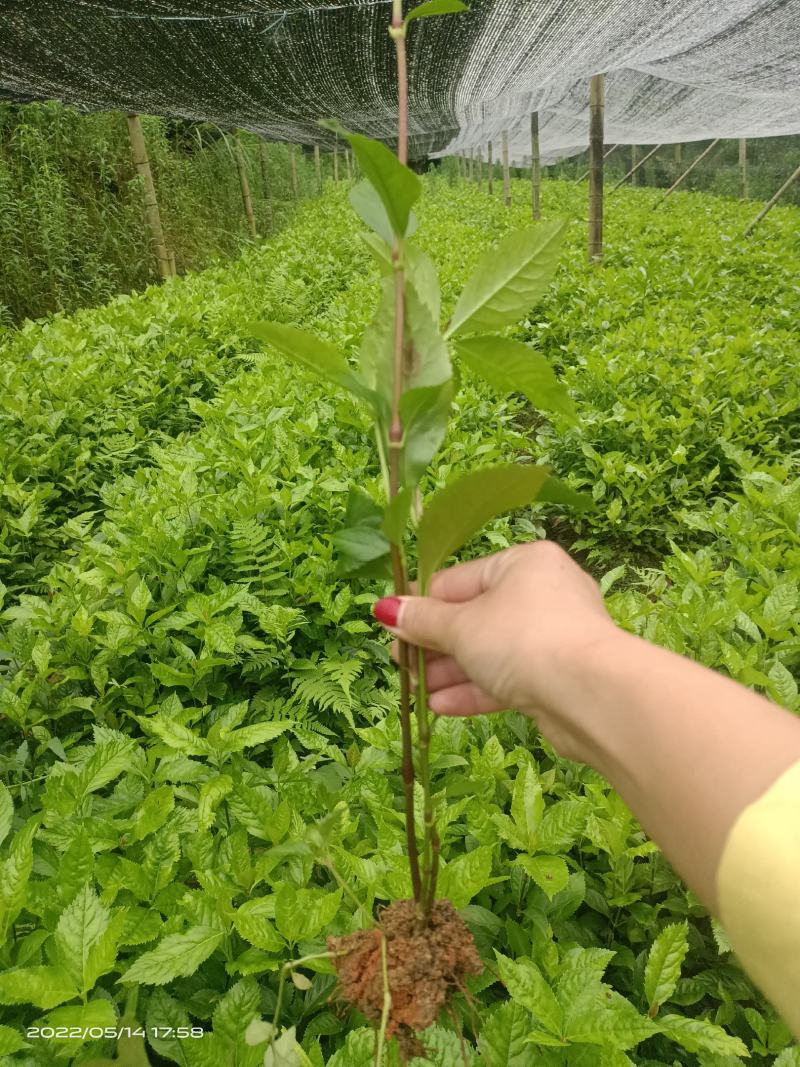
[25,1026,206,1040]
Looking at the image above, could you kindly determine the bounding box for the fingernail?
[373,596,402,628]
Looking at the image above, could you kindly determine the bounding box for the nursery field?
[1,177,799,1067]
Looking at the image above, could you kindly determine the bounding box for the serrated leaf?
[234,898,285,952]
[43,999,117,1041]
[644,921,688,1016]
[198,774,234,832]
[496,952,563,1036]
[517,854,569,900]
[457,336,577,423]
[511,763,544,852]
[446,220,567,338]
[54,883,110,994]
[213,977,261,1046]
[416,464,550,587]
[0,965,78,1009]
[0,1024,29,1055]
[218,720,293,753]
[566,988,659,1049]
[437,844,494,908]
[0,783,13,849]
[477,1001,530,1066]
[768,660,798,706]
[131,784,174,840]
[658,1013,749,1057]
[274,886,341,944]
[121,925,223,985]
[382,488,414,544]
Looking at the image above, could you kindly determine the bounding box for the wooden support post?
[611,144,662,192]
[468,147,474,180]
[674,143,683,164]
[345,148,352,181]
[502,129,511,207]
[739,138,748,199]
[631,144,639,186]
[259,139,273,225]
[743,161,800,236]
[289,144,299,198]
[653,138,720,209]
[333,143,339,182]
[487,142,494,194]
[574,143,619,183]
[588,74,604,262]
[126,113,174,278]
[234,130,257,239]
[314,144,322,192]
[531,111,541,219]
[477,147,483,189]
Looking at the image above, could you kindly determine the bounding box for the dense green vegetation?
[0,102,324,326]
[0,177,798,1066]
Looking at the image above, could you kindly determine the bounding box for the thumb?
[373,595,460,655]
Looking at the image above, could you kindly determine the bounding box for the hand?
[373,540,622,762]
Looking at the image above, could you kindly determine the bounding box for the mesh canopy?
[2,0,799,162]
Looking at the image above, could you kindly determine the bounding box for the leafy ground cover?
[0,177,798,1066]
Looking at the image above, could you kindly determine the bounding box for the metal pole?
[653,139,721,209]
[744,161,800,236]
[611,144,662,193]
[588,74,605,262]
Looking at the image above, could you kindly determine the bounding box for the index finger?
[425,549,511,603]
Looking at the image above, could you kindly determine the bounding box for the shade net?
[1,0,799,163]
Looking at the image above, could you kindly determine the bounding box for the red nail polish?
[373,597,401,627]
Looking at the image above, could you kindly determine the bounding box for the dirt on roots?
[328,898,482,1059]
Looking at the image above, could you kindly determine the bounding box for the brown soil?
[328,898,482,1059]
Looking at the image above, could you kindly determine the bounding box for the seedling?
[249,0,583,1058]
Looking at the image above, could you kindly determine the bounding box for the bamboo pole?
[631,144,639,186]
[345,148,352,181]
[487,142,494,194]
[234,131,257,238]
[314,144,322,192]
[259,139,273,226]
[477,146,483,189]
[531,111,541,219]
[468,147,474,180]
[125,113,174,279]
[739,138,748,199]
[588,74,604,262]
[289,144,299,198]
[333,143,339,182]
[653,138,720,209]
[611,144,662,192]
[674,143,682,164]
[574,143,619,183]
[743,161,800,236]
[235,135,257,239]
[502,129,511,207]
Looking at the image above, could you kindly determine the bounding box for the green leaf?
[248,322,372,405]
[446,220,568,338]
[131,784,174,840]
[43,999,117,1043]
[400,380,454,486]
[477,1001,530,1067]
[121,925,224,985]
[0,782,12,849]
[332,488,392,578]
[565,987,658,1050]
[496,952,563,1037]
[657,1013,749,1058]
[405,0,469,23]
[54,883,111,995]
[218,720,293,753]
[0,818,37,938]
[517,854,569,900]
[457,336,577,423]
[198,774,234,832]
[234,899,285,953]
[274,886,342,944]
[339,134,421,239]
[0,1024,29,1056]
[416,464,550,588]
[437,844,494,908]
[511,763,544,852]
[350,182,418,248]
[405,244,442,324]
[382,488,414,544]
[644,921,688,1016]
[0,965,78,1009]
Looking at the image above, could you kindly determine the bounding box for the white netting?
[2,0,799,161]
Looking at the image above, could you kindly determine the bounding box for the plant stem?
[387,0,422,909]
[416,641,440,922]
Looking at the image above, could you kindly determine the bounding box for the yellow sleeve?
[716,759,800,1039]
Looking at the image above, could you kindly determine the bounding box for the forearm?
[547,630,800,913]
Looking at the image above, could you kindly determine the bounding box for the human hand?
[373,541,623,761]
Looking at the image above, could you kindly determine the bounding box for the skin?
[379,540,800,914]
